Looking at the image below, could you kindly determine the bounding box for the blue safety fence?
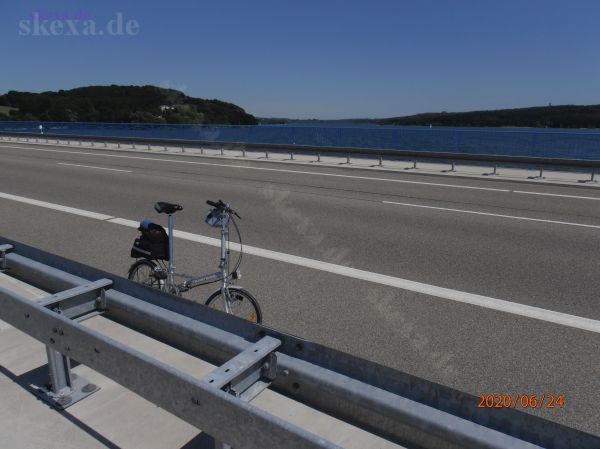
[1,121,600,160]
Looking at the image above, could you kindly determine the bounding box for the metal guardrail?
[2,121,600,160]
[0,238,599,448]
[0,131,599,182]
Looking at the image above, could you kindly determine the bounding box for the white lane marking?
[2,194,600,333]
[514,190,600,201]
[0,192,114,220]
[383,200,600,229]
[108,219,600,333]
[0,144,510,192]
[57,162,132,173]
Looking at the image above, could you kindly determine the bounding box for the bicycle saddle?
[154,201,183,214]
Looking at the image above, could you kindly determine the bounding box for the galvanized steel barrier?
[0,238,598,448]
[1,131,599,182]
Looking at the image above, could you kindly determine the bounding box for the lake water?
[1,121,600,160]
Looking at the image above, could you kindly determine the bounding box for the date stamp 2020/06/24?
[477,393,564,410]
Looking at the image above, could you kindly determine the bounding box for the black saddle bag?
[131,222,169,260]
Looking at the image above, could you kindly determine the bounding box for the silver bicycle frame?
[165,209,233,311]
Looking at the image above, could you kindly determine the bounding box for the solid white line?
[0,144,509,192]
[383,200,600,229]
[0,192,114,220]
[514,190,600,201]
[1,195,600,333]
[108,216,600,333]
[57,162,132,173]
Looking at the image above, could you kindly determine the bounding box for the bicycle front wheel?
[205,287,262,323]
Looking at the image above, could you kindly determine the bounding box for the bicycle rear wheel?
[205,287,262,323]
[128,259,163,290]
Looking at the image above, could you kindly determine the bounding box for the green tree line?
[0,85,257,125]
[377,105,600,128]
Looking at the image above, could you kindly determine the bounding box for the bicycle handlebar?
[206,199,241,219]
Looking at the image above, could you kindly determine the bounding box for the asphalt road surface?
[0,141,598,437]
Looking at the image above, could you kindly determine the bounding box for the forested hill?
[0,85,257,125]
[377,105,600,128]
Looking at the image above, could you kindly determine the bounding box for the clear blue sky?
[2,0,600,119]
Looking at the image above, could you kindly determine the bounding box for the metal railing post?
[346,154,351,164]
[443,161,456,173]
[379,156,383,167]
[528,167,545,180]
[578,171,597,183]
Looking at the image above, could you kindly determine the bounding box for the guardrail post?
[317,153,321,162]
[242,148,246,158]
[484,165,499,176]
[346,154,351,164]
[405,160,417,170]
[182,145,185,153]
[104,142,107,148]
[117,142,121,149]
[379,156,383,167]
[266,150,269,159]
[200,147,204,155]
[132,143,135,149]
[528,167,545,180]
[38,347,97,409]
[443,161,456,173]
[578,171,597,183]
[147,144,151,151]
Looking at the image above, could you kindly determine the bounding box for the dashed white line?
[57,162,132,173]
[1,191,599,334]
[383,200,600,229]
[5,143,600,201]
[514,190,600,201]
[0,144,509,192]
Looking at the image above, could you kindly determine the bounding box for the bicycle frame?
[162,209,234,312]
